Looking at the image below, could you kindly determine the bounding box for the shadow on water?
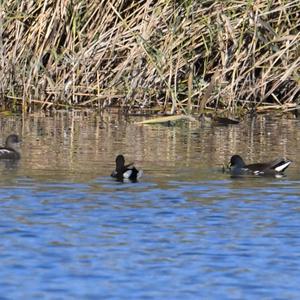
[0,112,300,299]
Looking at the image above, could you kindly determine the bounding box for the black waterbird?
[111,154,142,182]
[228,154,291,177]
[0,134,21,160]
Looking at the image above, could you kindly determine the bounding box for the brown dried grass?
[0,0,299,115]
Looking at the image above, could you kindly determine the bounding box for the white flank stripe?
[123,170,133,179]
[0,149,10,154]
[275,161,291,172]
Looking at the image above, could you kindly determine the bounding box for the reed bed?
[0,0,299,115]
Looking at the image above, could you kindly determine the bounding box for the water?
[0,112,300,299]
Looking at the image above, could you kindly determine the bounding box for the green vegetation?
[0,0,299,115]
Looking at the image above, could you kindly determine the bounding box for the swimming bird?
[111,154,142,182]
[199,114,240,126]
[228,154,291,177]
[0,134,21,160]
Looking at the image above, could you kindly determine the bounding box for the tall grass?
[0,0,299,114]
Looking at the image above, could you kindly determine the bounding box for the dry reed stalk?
[0,0,299,115]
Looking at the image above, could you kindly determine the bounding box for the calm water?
[1,113,300,299]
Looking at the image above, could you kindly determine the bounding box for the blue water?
[1,176,300,299]
[1,114,300,299]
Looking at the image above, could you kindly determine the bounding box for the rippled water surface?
[1,113,300,299]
